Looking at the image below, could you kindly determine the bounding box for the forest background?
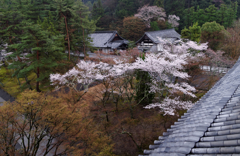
[85,0,239,39]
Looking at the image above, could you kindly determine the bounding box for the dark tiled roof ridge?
[92,31,117,33]
[140,57,240,156]
[145,28,176,33]
[0,87,15,102]
[89,31,128,48]
[136,28,181,45]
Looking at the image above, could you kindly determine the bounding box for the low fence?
[200,65,230,74]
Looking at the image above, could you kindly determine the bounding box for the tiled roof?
[0,88,15,104]
[136,29,181,44]
[140,57,240,156]
[89,31,128,49]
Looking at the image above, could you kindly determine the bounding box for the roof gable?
[89,31,127,48]
[89,31,116,48]
[136,29,181,44]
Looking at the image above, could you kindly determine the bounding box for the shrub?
[201,21,225,50]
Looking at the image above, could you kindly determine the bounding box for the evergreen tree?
[195,7,208,26]
[182,3,238,29]
[91,0,104,20]
[73,0,96,57]
[181,22,201,42]
[227,1,238,27]
[205,5,217,22]
[181,27,191,40]
[24,0,53,24]
[189,22,201,42]
[154,0,164,7]
[54,0,96,60]
[150,21,160,31]
[217,4,229,27]
[197,0,212,9]
[8,19,66,92]
[0,0,24,61]
[183,6,195,28]
[115,0,139,19]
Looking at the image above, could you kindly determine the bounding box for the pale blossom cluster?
[167,15,180,28]
[134,5,166,28]
[144,97,194,115]
[204,49,235,68]
[50,61,110,91]
[50,39,208,116]
[128,52,195,98]
[50,59,130,91]
[134,5,183,29]
[158,37,207,62]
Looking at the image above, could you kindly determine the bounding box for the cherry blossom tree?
[167,15,180,28]
[134,5,166,28]
[140,39,208,115]
[50,38,208,116]
[204,49,235,68]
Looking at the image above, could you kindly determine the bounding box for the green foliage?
[181,27,191,40]
[154,0,164,7]
[115,0,139,19]
[54,0,96,59]
[128,40,136,50]
[201,21,225,50]
[122,16,146,41]
[91,0,104,20]
[182,2,238,29]
[150,21,160,31]
[134,54,155,106]
[181,22,201,42]
[8,20,66,91]
[201,21,225,33]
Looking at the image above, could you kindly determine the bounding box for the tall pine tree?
[54,0,96,60]
[8,17,66,92]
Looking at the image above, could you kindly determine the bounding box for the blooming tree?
[134,5,166,28]
[167,15,180,28]
[50,38,208,116]
[204,49,235,68]
[139,38,208,115]
[50,59,130,92]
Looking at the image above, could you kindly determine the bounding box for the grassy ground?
[0,67,40,98]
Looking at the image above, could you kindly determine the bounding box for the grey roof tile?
[89,31,128,49]
[210,141,224,147]
[0,88,15,102]
[140,57,240,156]
[136,29,181,44]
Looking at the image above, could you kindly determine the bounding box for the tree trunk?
[80,12,86,58]
[62,13,70,60]
[82,26,86,58]
[105,111,109,122]
[36,43,41,92]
